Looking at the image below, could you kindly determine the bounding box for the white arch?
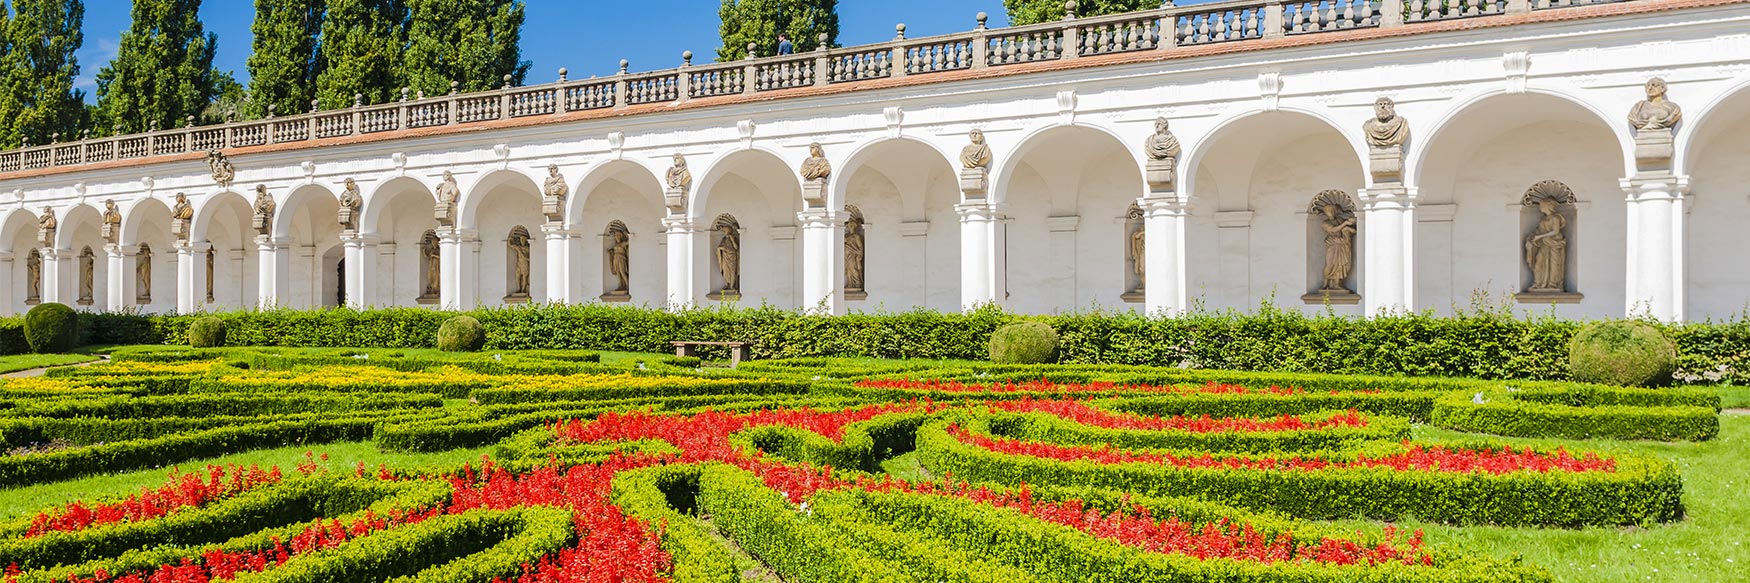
[358,175,435,237]
[826,135,959,212]
[1178,105,1367,199]
[457,168,543,230]
[1673,74,1750,177]
[1406,85,1634,186]
[190,191,250,243]
[271,183,340,240]
[690,145,799,221]
[989,120,1141,205]
[53,202,105,250]
[565,158,666,226]
[0,207,37,252]
[119,196,173,246]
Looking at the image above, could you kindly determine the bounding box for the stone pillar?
[1140,197,1190,314]
[797,209,843,314]
[176,242,209,314]
[956,203,1007,310]
[106,244,131,310]
[41,248,71,306]
[1358,187,1415,314]
[1623,175,1686,321]
[257,237,291,310]
[663,217,699,309]
[541,224,576,304]
[0,252,13,315]
[438,227,480,310]
[341,233,378,309]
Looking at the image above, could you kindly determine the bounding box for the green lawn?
[0,352,97,374]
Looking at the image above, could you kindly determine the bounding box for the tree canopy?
[403,0,530,96]
[316,0,408,108]
[244,0,324,118]
[0,0,86,147]
[716,0,838,61]
[1004,0,1157,26]
[94,0,222,135]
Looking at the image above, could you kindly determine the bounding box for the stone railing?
[0,0,1636,174]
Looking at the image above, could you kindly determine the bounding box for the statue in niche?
[136,244,152,303]
[205,247,216,303]
[713,216,741,296]
[338,178,362,231]
[1130,224,1146,284]
[252,185,275,236]
[1363,97,1410,149]
[207,150,235,189]
[37,207,56,246]
[1521,180,1576,294]
[844,209,866,295]
[800,143,831,181]
[419,230,441,302]
[25,250,40,304]
[1123,203,1146,301]
[434,171,461,226]
[542,165,568,222]
[1628,77,1683,132]
[171,193,194,241]
[507,227,531,300]
[1310,190,1357,294]
[604,222,631,299]
[960,129,992,170]
[102,200,122,244]
[78,248,94,305]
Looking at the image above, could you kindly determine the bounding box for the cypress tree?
[716,0,838,61]
[3,0,84,148]
[315,0,406,109]
[245,0,324,119]
[1004,0,1155,26]
[403,0,528,97]
[0,3,18,145]
[93,0,222,135]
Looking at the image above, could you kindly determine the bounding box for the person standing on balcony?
[777,34,794,55]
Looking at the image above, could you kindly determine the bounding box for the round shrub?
[188,317,228,348]
[1569,320,1676,387]
[437,316,486,352]
[23,302,78,354]
[989,321,1060,364]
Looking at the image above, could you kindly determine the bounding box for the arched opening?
[695,149,800,308]
[277,184,343,309]
[1186,110,1366,313]
[572,160,665,305]
[1679,82,1750,320]
[834,138,961,311]
[192,192,259,310]
[2,209,39,314]
[120,197,178,313]
[1412,92,1625,317]
[56,204,108,311]
[463,170,546,305]
[360,177,439,307]
[995,125,1146,314]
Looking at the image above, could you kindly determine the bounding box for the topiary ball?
[188,317,228,348]
[1569,320,1677,387]
[23,302,78,354]
[437,316,486,352]
[989,321,1060,364]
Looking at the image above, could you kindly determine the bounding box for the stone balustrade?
[0,0,1637,174]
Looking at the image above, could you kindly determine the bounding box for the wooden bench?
[671,341,753,368]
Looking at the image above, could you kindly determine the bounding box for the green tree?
[716,0,838,61]
[93,0,223,135]
[402,0,528,97]
[245,0,324,119]
[3,0,85,147]
[315,0,406,109]
[1005,0,1155,26]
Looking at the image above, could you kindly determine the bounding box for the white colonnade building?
[2,0,1749,321]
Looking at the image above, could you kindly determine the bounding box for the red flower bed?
[950,425,1616,474]
[25,464,284,538]
[855,378,1374,396]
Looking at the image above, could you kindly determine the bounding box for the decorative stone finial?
[400,87,411,102]
[50,132,58,144]
[558,67,568,81]
[619,59,630,74]
[354,93,363,107]
[818,32,830,50]
[896,23,906,40]
[682,51,693,66]
[311,99,319,113]
[502,74,514,89]
[267,104,277,118]
[1065,0,1078,19]
[449,81,459,95]
[977,12,989,29]
[746,43,757,60]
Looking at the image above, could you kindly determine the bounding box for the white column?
[0,252,13,315]
[342,233,378,309]
[1358,187,1415,315]
[1140,197,1190,314]
[797,209,843,314]
[663,217,699,309]
[175,242,207,314]
[438,228,479,310]
[956,203,1008,310]
[1623,176,1686,321]
[541,224,576,304]
[105,244,131,310]
[41,248,72,306]
[257,236,291,310]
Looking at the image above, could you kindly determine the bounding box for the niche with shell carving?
[601,220,632,302]
[844,205,867,301]
[707,214,742,301]
[1516,180,1582,303]
[1122,203,1145,303]
[1302,189,1359,305]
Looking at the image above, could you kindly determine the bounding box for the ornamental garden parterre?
[0,346,1734,582]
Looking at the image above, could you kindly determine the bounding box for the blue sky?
[73,0,1023,101]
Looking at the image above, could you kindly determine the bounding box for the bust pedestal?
[958,167,988,196]
[1368,145,1403,183]
[801,178,827,208]
[433,202,456,226]
[542,197,564,223]
[1634,129,1674,171]
[1145,159,1176,191]
[664,187,686,214]
[172,219,190,241]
